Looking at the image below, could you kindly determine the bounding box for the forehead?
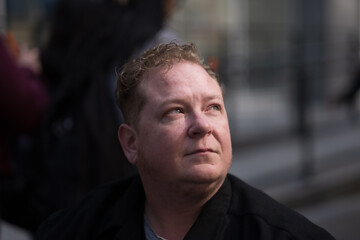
[140,62,221,98]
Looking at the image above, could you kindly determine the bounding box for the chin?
[184,166,227,184]
[179,172,226,199]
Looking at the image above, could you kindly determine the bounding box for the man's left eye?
[209,105,221,111]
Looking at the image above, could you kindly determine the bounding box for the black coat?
[36,174,335,240]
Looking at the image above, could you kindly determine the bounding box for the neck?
[143,178,224,240]
[145,200,201,240]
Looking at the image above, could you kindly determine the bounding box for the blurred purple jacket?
[0,36,48,176]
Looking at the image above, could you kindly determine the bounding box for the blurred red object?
[5,31,20,60]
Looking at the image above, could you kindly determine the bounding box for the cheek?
[136,131,184,179]
[223,125,232,146]
[218,123,232,156]
[153,121,186,143]
[138,125,184,161]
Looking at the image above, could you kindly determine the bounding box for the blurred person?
[0,33,48,178]
[0,33,48,229]
[36,43,335,240]
[4,0,165,234]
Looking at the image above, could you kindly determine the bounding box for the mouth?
[186,148,217,156]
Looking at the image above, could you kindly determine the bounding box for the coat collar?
[184,177,232,239]
[94,175,232,240]
[95,176,146,239]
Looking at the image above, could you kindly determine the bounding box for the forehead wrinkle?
[203,94,224,102]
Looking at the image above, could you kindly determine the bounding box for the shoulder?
[35,175,144,240]
[226,174,335,240]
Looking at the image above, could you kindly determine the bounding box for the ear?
[118,124,138,165]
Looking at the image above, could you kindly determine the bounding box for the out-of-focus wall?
[325,0,359,97]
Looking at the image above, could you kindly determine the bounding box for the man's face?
[134,61,232,188]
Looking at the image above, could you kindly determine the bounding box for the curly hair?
[116,42,220,126]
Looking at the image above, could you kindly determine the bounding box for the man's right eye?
[161,107,186,122]
[168,108,184,114]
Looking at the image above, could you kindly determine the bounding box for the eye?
[208,104,221,112]
[167,107,184,115]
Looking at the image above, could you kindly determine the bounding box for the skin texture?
[118,61,232,239]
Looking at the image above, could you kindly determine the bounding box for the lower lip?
[187,151,213,156]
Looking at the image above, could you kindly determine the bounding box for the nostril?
[187,112,213,138]
[188,121,212,138]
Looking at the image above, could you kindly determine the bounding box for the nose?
[188,112,213,138]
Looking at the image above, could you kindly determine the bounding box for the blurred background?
[1,0,360,239]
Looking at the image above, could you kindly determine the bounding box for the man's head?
[116,43,219,127]
[117,43,232,196]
